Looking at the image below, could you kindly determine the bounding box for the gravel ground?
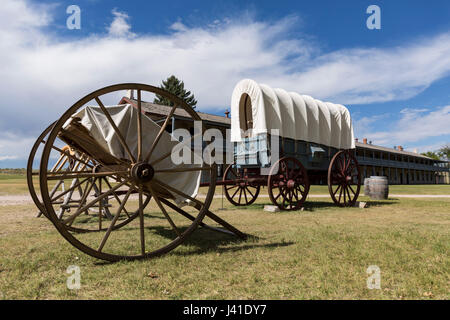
[1,193,449,206]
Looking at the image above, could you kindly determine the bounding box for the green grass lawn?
[2,174,449,196]
[0,194,448,299]
[0,174,53,196]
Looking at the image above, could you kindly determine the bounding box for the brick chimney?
[355,138,359,143]
[363,138,367,144]
[397,146,403,151]
[224,109,230,118]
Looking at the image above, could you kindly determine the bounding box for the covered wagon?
[223,79,361,210]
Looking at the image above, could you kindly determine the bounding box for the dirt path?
[0,195,34,206]
[1,193,449,206]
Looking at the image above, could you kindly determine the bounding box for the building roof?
[355,141,437,160]
[120,97,231,125]
[119,96,445,162]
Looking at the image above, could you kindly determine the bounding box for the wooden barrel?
[368,176,389,200]
[363,178,371,196]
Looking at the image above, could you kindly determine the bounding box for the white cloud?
[406,141,448,154]
[0,155,18,161]
[107,8,136,38]
[1,0,450,164]
[354,106,450,149]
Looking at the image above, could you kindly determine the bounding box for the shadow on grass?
[154,226,292,256]
[93,224,288,265]
[243,199,397,211]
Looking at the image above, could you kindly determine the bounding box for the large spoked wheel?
[268,157,310,211]
[27,122,55,219]
[26,122,146,233]
[328,150,361,207]
[39,83,217,261]
[223,164,260,206]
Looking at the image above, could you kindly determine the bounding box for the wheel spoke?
[47,170,95,176]
[50,154,65,172]
[243,187,248,204]
[149,131,202,166]
[98,178,103,230]
[346,185,353,203]
[283,191,289,208]
[348,184,356,196]
[138,184,145,255]
[136,90,143,162]
[50,177,90,202]
[230,168,239,178]
[144,104,178,163]
[245,186,254,198]
[102,178,130,218]
[296,185,304,196]
[231,186,240,199]
[345,153,351,172]
[342,185,348,204]
[333,184,341,197]
[46,171,128,180]
[274,188,283,201]
[95,96,136,163]
[147,184,181,237]
[152,178,205,209]
[98,183,134,252]
[293,188,299,201]
[62,179,129,224]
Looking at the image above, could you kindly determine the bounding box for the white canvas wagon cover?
[64,104,201,204]
[230,79,355,149]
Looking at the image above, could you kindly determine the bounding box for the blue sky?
[0,0,449,167]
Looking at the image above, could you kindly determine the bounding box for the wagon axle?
[131,162,154,183]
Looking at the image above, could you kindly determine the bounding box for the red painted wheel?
[223,164,260,206]
[268,157,309,211]
[328,150,361,207]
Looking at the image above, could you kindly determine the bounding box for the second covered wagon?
[223,79,361,210]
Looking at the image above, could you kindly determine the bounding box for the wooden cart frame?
[221,134,362,210]
[27,83,246,262]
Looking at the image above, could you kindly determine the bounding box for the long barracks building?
[120,96,450,185]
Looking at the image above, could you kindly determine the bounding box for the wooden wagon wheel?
[268,157,309,211]
[328,150,361,207]
[27,122,147,233]
[39,83,217,261]
[27,122,55,219]
[223,164,260,206]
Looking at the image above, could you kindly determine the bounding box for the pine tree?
[153,75,197,108]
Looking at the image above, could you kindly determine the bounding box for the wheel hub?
[131,162,154,183]
[287,179,296,189]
